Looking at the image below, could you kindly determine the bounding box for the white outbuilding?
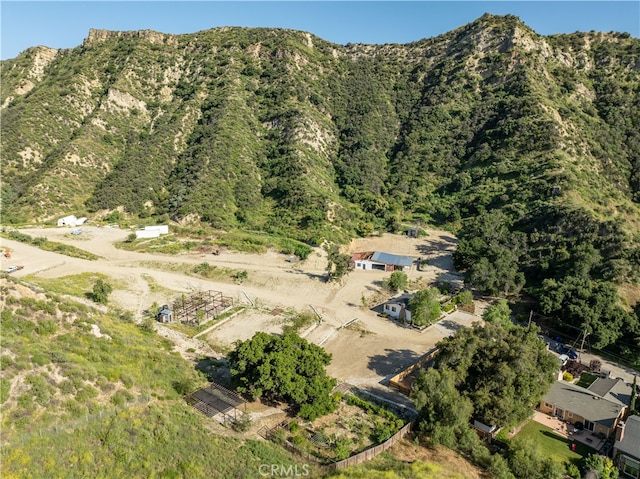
[134,225,169,239]
[135,229,161,239]
[57,215,78,227]
[144,225,169,234]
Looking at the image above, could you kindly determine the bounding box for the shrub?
[58,379,76,395]
[333,437,352,460]
[566,463,581,479]
[454,290,474,306]
[563,372,574,382]
[232,412,253,432]
[232,270,248,283]
[92,279,113,304]
[172,378,194,395]
[387,271,408,292]
[37,319,57,336]
[278,238,312,260]
[193,262,213,274]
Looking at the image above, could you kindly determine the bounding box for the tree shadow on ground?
[367,348,421,377]
[290,269,327,282]
[425,253,456,271]
[350,384,419,420]
[437,319,466,333]
[439,235,458,245]
[415,244,443,256]
[196,357,230,383]
[434,271,465,289]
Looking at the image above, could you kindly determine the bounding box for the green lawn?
[575,372,598,389]
[514,420,596,465]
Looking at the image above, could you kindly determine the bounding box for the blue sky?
[2,1,639,60]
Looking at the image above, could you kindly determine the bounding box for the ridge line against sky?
[1,1,639,60]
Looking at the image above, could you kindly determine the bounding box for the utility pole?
[579,329,589,355]
[527,310,533,329]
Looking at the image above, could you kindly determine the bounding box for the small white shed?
[57,215,77,227]
[135,229,161,239]
[144,225,169,234]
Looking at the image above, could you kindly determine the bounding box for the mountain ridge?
[2,15,638,232]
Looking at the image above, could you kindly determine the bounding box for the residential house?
[350,251,414,271]
[539,377,631,438]
[613,415,640,479]
[383,294,412,322]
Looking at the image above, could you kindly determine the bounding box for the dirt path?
[1,225,478,387]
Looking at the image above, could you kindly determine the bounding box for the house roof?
[615,415,640,460]
[588,377,630,406]
[385,293,412,307]
[543,381,626,428]
[351,251,374,261]
[473,420,498,433]
[371,251,414,267]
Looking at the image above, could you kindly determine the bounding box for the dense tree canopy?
[539,276,638,349]
[412,321,563,479]
[454,211,527,297]
[228,332,337,420]
[414,322,558,428]
[408,288,442,327]
[482,299,514,329]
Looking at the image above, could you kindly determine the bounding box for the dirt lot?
[1,225,483,391]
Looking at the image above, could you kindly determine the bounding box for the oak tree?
[228,331,337,420]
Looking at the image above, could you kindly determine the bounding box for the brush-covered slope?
[2,14,640,362]
[2,15,638,238]
[0,277,314,478]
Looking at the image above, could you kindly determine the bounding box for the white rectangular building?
[135,229,161,239]
[57,215,77,227]
[144,225,169,234]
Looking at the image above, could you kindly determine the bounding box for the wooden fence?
[388,348,440,394]
[279,439,326,464]
[328,421,415,470]
[261,417,416,470]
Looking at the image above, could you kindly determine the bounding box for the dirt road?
[1,225,478,388]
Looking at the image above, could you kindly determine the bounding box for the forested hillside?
[2,14,639,364]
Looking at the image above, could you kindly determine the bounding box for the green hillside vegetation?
[0,278,201,432]
[0,277,320,478]
[3,402,315,478]
[1,7,639,410]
